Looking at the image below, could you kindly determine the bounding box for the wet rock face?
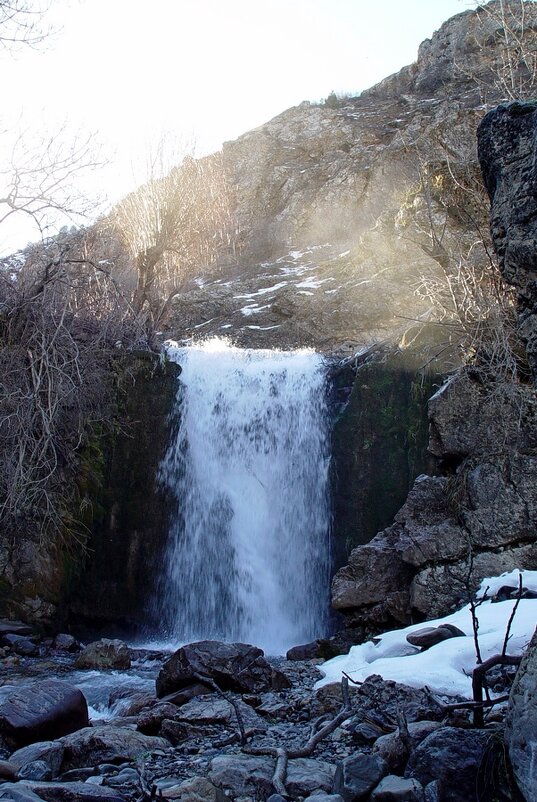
[65,354,179,636]
[478,102,537,378]
[505,627,537,802]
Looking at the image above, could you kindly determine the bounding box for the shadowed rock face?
[331,366,537,640]
[506,627,537,802]
[479,102,537,379]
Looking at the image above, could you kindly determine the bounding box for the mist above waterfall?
[153,338,331,654]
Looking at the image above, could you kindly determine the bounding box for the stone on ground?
[0,681,89,747]
[75,639,131,670]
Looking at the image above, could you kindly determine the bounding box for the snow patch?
[316,570,537,698]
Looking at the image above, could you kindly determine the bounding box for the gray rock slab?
[10,741,64,778]
[59,726,169,771]
[371,775,424,801]
[209,754,335,798]
[505,626,537,802]
[333,753,388,801]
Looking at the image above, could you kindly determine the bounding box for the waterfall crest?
[155,338,330,655]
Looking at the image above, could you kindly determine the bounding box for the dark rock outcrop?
[333,753,388,802]
[405,727,489,802]
[479,101,537,378]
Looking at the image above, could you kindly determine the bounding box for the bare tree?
[396,136,521,380]
[109,146,237,322]
[0,1,139,545]
[0,0,50,48]
[463,0,537,102]
[0,130,102,243]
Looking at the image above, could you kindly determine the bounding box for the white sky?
[1,0,471,253]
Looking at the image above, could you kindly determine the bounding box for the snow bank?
[316,570,537,698]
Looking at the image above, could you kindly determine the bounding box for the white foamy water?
[153,338,331,655]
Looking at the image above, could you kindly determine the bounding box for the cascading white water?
[155,337,331,655]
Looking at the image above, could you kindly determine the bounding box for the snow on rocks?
[317,570,537,698]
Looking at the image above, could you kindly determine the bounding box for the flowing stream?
[153,338,331,654]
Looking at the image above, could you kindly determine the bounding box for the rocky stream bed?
[0,624,521,802]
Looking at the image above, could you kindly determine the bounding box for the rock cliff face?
[506,626,537,802]
[332,370,537,640]
[7,1,537,633]
[479,101,537,377]
[331,92,537,641]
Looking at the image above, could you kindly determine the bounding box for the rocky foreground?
[0,627,533,802]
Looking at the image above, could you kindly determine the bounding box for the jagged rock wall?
[479,102,537,378]
[506,626,537,802]
[331,368,537,642]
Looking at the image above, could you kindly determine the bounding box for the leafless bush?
[465,0,537,102]
[0,0,51,48]
[396,146,523,382]
[109,145,238,323]
[0,242,144,546]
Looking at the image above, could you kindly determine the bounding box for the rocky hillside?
[163,0,537,353]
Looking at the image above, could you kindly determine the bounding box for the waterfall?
[154,338,331,655]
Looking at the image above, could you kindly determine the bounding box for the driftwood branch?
[472,655,522,727]
[425,685,510,714]
[245,677,353,796]
[192,672,247,745]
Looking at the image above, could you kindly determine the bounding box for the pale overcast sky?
[1,0,471,252]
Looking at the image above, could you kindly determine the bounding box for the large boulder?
[75,639,131,670]
[0,681,89,748]
[405,727,488,802]
[59,726,169,771]
[3,782,128,801]
[505,626,537,802]
[156,640,275,698]
[9,741,64,779]
[173,694,267,734]
[154,776,224,801]
[333,753,388,802]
